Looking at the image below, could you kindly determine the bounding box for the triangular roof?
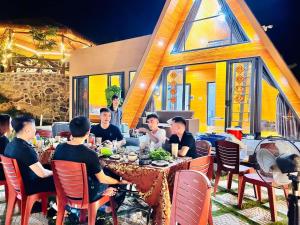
[122,0,300,128]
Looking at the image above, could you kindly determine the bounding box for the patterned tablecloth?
[101,157,191,225]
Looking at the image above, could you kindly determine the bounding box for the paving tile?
[212,204,220,212]
[10,213,48,225]
[263,200,288,216]
[213,213,250,225]
[215,193,238,206]
[239,207,284,225]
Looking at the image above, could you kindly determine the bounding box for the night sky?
[1,0,299,80]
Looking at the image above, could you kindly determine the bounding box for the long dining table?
[101,157,191,225]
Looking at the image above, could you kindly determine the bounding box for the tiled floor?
[0,177,289,225]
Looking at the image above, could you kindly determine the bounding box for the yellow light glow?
[14,43,70,56]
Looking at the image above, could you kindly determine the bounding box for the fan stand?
[287,173,300,225]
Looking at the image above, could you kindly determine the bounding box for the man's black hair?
[172,116,186,126]
[11,115,35,133]
[111,94,119,100]
[69,116,91,137]
[146,113,159,121]
[0,114,11,136]
[100,108,110,114]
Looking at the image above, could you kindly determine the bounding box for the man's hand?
[137,128,149,134]
[120,179,131,185]
[102,187,117,196]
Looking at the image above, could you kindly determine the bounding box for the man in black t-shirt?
[168,116,196,158]
[53,116,129,206]
[91,108,125,147]
[4,115,55,194]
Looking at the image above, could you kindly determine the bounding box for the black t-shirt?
[0,135,9,180]
[4,137,39,191]
[169,132,196,158]
[90,124,123,142]
[53,143,102,201]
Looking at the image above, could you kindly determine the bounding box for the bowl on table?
[128,152,138,162]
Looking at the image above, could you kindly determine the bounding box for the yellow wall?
[261,79,279,136]
[89,75,108,110]
[214,62,227,132]
[186,68,215,132]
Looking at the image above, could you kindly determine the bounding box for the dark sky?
[1,0,299,79]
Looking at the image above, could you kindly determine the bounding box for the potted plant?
[105,85,122,107]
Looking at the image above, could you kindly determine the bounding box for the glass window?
[87,72,124,120]
[72,77,88,117]
[173,0,247,52]
[230,61,253,134]
[129,71,136,85]
[207,82,216,126]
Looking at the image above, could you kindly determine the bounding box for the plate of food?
[109,154,121,160]
[151,160,169,167]
[98,147,113,157]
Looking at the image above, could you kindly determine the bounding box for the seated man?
[168,116,196,158]
[53,116,129,207]
[91,108,125,147]
[137,113,166,149]
[4,115,55,195]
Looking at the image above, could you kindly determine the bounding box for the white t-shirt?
[146,129,166,149]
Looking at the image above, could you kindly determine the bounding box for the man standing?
[109,94,122,129]
[138,114,166,149]
[91,108,125,147]
[168,116,196,158]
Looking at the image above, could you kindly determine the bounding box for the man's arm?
[95,170,129,185]
[178,146,190,157]
[29,162,53,178]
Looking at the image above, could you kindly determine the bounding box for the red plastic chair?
[214,140,253,198]
[36,129,52,138]
[1,156,53,225]
[238,173,289,222]
[170,170,212,225]
[51,160,118,225]
[195,140,212,157]
[189,155,214,225]
[238,142,289,222]
[0,156,8,202]
[58,131,71,140]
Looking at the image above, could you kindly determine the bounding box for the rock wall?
[0,72,69,122]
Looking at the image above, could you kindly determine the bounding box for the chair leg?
[283,185,289,206]
[208,201,213,225]
[213,168,221,196]
[110,197,118,225]
[253,184,257,198]
[80,209,87,223]
[237,177,246,209]
[41,194,48,216]
[21,196,36,225]
[267,186,277,222]
[88,203,97,225]
[4,184,8,202]
[55,200,65,225]
[227,172,233,190]
[237,174,244,202]
[5,192,16,225]
[257,186,262,202]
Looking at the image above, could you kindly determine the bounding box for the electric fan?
[254,136,300,225]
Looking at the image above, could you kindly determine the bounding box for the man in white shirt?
[138,114,166,149]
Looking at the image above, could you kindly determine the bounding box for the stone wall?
[0,72,69,122]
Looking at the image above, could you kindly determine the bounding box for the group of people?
[0,94,197,218]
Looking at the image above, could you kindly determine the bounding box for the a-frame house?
[70,0,300,139]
